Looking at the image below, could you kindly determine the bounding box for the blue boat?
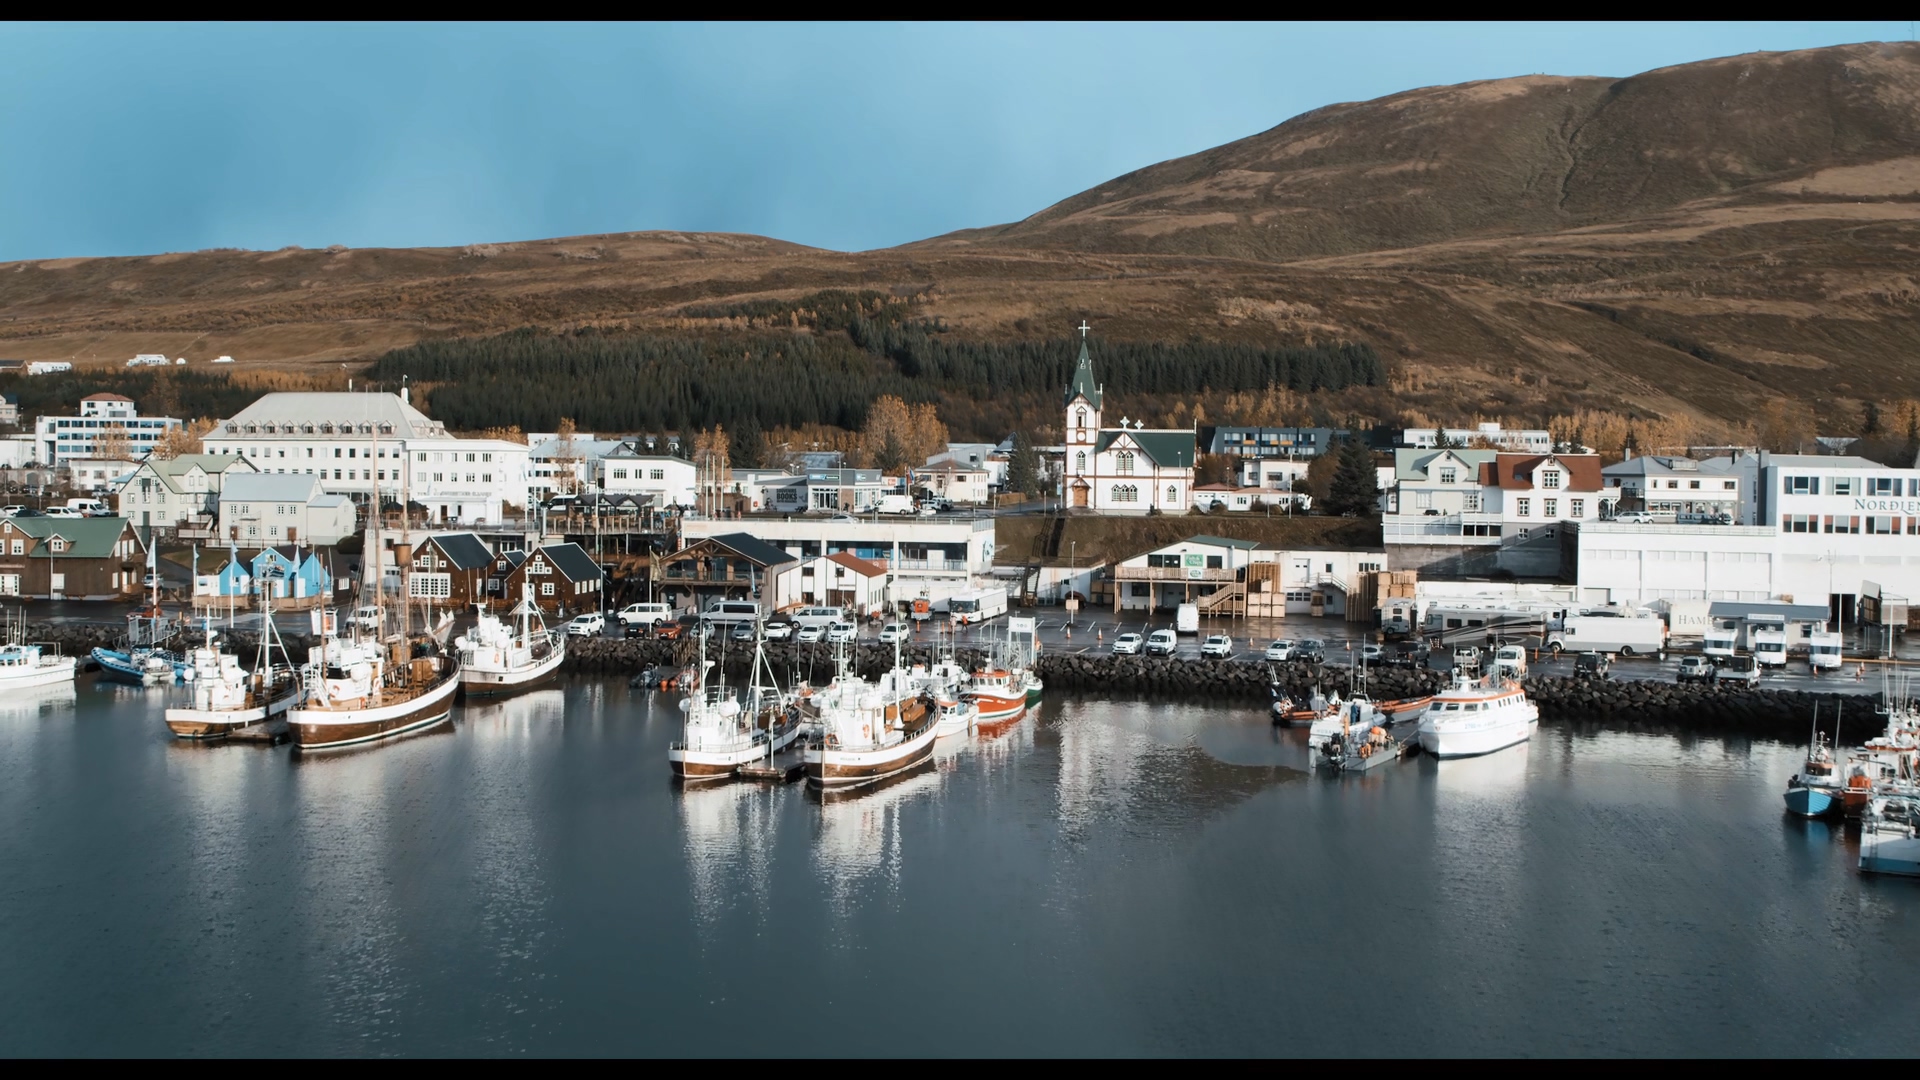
[1784,707,1842,818]
[91,646,189,686]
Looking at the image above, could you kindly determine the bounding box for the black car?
[1574,651,1611,680]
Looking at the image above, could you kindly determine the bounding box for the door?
[49,572,65,598]
[0,574,18,596]
[1071,481,1089,508]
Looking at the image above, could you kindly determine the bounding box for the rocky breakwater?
[26,622,123,657]
[1523,675,1887,741]
[1033,654,1886,742]
[565,636,999,685]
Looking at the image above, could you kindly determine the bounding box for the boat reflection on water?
[0,680,77,721]
[678,775,781,928]
[1428,740,1532,797]
[461,689,566,739]
[810,757,942,910]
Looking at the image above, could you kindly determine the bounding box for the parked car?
[1388,641,1431,668]
[826,622,857,644]
[0,506,22,518]
[1573,651,1611,680]
[1612,511,1656,524]
[795,624,826,643]
[1715,654,1760,687]
[764,619,795,641]
[877,622,909,645]
[1264,639,1297,662]
[1113,632,1145,656]
[729,622,757,643]
[655,614,700,641]
[42,506,82,518]
[1200,634,1234,659]
[566,613,606,637]
[617,602,673,630]
[1676,656,1715,684]
[1297,639,1327,664]
[1145,629,1178,657]
[1359,643,1385,665]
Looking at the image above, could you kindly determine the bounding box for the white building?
[1602,455,1744,523]
[1239,457,1311,492]
[1573,453,1920,621]
[1401,423,1553,453]
[527,436,624,501]
[595,446,697,509]
[217,472,359,546]
[916,455,992,505]
[67,457,143,494]
[206,391,531,524]
[1382,448,1501,547]
[117,453,259,533]
[26,361,71,376]
[1062,329,1195,513]
[680,515,994,608]
[933,442,1008,491]
[36,394,182,466]
[1477,452,1607,536]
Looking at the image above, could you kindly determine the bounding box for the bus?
[949,586,1008,626]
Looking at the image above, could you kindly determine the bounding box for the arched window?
[1116,451,1134,476]
[1075,451,1086,475]
[1111,484,1137,504]
[1167,485,1179,504]
[1076,408,1088,430]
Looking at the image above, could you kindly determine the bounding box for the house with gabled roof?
[1477,452,1605,536]
[1060,325,1195,514]
[499,542,603,617]
[117,453,258,536]
[404,531,496,609]
[0,516,145,600]
[657,531,799,612]
[1106,534,1258,614]
[218,472,359,546]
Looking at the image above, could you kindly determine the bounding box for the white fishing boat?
[164,597,300,740]
[1859,795,1920,877]
[1307,695,1381,751]
[1416,669,1540,759]
[0,608,77,691]
[965,665,1027,725]
[456,591,565,698]
[668,630,803,781]
[910,658,978,738]
[801,646,937,788]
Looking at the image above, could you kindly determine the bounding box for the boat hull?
[805,718,939,788]
[91,648,183,686]
[1860,826,1920,876]
[459,644,565,698]
[164,686,300,739]
[0,656,78,690]
[289,667,461,750]
[1783,783,1841,818]
[969,691,1025,724]
[1418,717,1538,759]
[670,722,802,780]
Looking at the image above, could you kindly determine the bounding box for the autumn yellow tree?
[553,417,580,494]
[95,423,131,461]
[151,418,215,459]
[861,396,950,472]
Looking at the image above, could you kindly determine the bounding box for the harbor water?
[2,676,1917,1057]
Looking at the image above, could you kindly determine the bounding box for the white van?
[1175,603,1199,635]
[702,600,762,625]
[66,499,108,516]
[617,602,673,629]
[791,605,845,628]
[875,494,916,515]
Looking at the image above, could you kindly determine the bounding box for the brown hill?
[5,41,1920,436]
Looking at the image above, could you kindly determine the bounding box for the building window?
[1784,475,1818,495]
[1110,484,1138,503]
[1832,477,1856,496]
[1167,485,1179,504]
[1076,408,1087,430]
[1542,472,1560,489]
[1868,476,1899,496]
[1782,515,1817,534]
[540,582,555,596]
[1867,516,1898,535]
[1570,499,1585,518]
[1688,480,1701,490]
[1543,499,1558,517]
[1438,468,1455,484]
[1516,498,1531,517]
[1462,493,1480,512]
[1131,583,1150,597]
[1825,515,1861,535]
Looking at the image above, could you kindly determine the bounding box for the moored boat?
[456,592,565,698]
[1859,795,1920,876]
[163,606,300,740]
[1416,669,1540,759]
[0,639,77,691]
[1783,704,1844,818]
[668,631,803,781]
[801,651,937,788]
[287,630,462,750]
[966,666,1027,724]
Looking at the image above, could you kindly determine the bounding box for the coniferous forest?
[365,291,1384,440]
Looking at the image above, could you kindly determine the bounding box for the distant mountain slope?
[917,41,1920,259]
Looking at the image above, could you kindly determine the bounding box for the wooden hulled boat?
[802,661,937,788]
[456,594,565,698]
[668,634,802,781]
[289,636,461,750]
[965,667,1027,724]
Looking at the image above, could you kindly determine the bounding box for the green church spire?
[1065,320,1102,408]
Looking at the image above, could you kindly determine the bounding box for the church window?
[1111,484,1138,504]
[1116,451,1134,476]
[1167,485,1179,504]
[1076,408,1087,430]
[1075,451,1086,475]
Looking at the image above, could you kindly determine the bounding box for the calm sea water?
[1,676,1916,1057]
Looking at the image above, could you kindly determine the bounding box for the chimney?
[401,386,410,404]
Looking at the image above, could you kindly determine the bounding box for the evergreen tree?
[1327,440,1380,516]
[1005,431,1040,496]
[1431,426,1454,449]
[1862,401,1883,437]
[1905,413,1920,468]
[731,414,765,469]
[875,431,907,473]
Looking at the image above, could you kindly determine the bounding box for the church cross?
[1078,320,1090,338]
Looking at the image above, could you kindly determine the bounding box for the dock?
[227,720,290,745]
[739,748,805,783]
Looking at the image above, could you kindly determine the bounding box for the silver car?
[1264,639,1296,662]
[826,622,857,644]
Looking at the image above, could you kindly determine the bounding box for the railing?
[888,558,969,573]
[1111,565,1237,582]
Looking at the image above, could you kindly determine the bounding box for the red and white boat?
[965,667,1027,724]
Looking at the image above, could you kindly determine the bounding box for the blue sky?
[0,22,1911,260]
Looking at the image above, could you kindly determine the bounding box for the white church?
[1062,325,1196,513]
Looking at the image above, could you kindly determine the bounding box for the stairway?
[1195,580,1244,615]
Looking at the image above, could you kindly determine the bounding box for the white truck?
[1546,614,1667,658]
[949,586,1008,626]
